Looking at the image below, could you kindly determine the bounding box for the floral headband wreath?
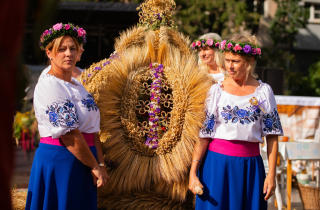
[39,23,87,50]
[219,40,261,59]
[191,38,220,51]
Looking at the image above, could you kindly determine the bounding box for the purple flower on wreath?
[48,30,52,35]
[243,45,252,54]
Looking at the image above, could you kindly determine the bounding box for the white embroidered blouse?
[199,80,283,143]
[209,73,225,83]
[34,74,100,139]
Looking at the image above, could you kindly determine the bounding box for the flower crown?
[39,23,87,50]
[219,40,261,59]
[191,38,220,51]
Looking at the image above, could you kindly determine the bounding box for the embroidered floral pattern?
[262,108,283,133]
[46,100,79,127]
[220,105,261,124]
[201,110,216,135]
[81,94,98,111]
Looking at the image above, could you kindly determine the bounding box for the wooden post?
[287,160,292,210]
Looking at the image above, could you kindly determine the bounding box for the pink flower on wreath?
[40,35,44,42]
[83,29,87,35]
[206,39,214,46]
[227,43,233,50]
[43,30,49,36]
[77,30,84,37]
[252,48,257,55]
[192,42,196,47]
[65,24,70,30]
[256,48,261,55]
[53,23,63,31]
[233,44,242,51]
[220,40,226,50]
[215,42,220,48]
[196,41,201,47]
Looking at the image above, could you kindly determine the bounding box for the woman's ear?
[46,49,52,60]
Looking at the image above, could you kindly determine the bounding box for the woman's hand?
[263,173,276,201]
[189,174,203,195]
[91,167,109,188]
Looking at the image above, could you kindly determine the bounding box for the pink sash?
[40,133,95,147]
[208,138,260,157]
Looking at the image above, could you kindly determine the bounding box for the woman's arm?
[60,129,107,187]
[264,135,278,201]
[189,137,210,194]
[94,134,110,180]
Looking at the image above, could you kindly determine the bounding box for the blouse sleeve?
[199,84,220,138]
[260,84,284,136]
[34,78,79,139]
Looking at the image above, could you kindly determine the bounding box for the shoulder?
[77,67,85,72]
[38,65,51,81]
[35,75,71,99]
[256,80,275,96]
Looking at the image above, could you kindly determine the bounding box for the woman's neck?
[49,64,72,83]
[207,62,220,74]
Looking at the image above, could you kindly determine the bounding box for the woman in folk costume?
[192,33,226,83]
[26,23,109,210]
[189,34,282,210]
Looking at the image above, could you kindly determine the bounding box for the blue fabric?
[26,143,97,210]
[195,150,267,210]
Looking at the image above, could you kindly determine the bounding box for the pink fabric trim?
[208,138,260,157]
[40,133,95,147]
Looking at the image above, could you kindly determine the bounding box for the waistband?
[208,138,260,157]
[40,133,95,147]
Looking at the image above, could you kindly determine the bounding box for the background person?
[192,33,225,83]
[26,23,109,210]
[189,34,282,210]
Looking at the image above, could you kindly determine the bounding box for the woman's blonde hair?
[198,33,224,73]
[46,35,79,57]
[225,34,258,79]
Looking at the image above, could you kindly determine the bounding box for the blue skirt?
[195,150,267,210]
[26,143,97,210]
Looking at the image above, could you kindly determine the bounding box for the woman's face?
[77,44,84,62]
[199,46,215,66]
[47,36,78,71]
[224,52,250,80]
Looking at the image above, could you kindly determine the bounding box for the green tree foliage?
[174,0,261,39]
[269,0,308,47]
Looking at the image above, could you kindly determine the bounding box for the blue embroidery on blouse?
[220,105,261,125]
[201,110,216,135]
[46,100,79,127]
[81,94,98,111]
[262,108,283,133]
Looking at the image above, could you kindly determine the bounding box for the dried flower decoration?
[136,0,176,30]
[39,22,87,50]
[146,63,164,148]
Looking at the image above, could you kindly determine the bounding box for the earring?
[50,58,52,60]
